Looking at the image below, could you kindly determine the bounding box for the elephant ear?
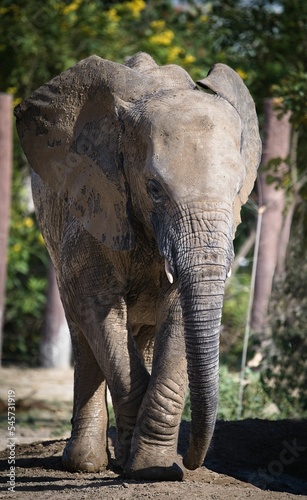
[14,55,145,250]
[197,64,261,209]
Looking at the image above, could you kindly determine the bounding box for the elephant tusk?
[165,259,174,284]
[227,268,232,278]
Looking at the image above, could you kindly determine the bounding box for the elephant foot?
[114,426,135,470]
[62,434,108,472]
[126,463,183,481]
[125,446,184,481]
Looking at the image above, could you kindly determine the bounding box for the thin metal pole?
[0,93,13,365]
[237,205,265,419]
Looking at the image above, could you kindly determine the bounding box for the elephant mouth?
[165,256,233,284]
[159,201,235,281]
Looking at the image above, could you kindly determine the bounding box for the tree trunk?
[251,98,291,335]
[40,263,72,368]
[0,94,13,366]
[275,128,300,281]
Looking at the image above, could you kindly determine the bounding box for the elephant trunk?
[180,268,224,469]
[173,206,233,470]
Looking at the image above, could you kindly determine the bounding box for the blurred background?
[0,0,307,435]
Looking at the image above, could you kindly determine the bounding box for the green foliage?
[209,0,307,105]
[219,366,276,421]
[0,0,215,99]
[263,208,307,417]
[108,404,116,427]
[221,273,251,369]
[3,143,48,365]
[182,364,279,422]
[273,70,307,129]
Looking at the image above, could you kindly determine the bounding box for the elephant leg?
[104,320,151,469]
[126,293,187,481]
[134,324,155,373]
[62,321,108,472]
[78,301,151,470]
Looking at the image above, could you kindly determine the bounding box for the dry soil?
[0,368,306,499]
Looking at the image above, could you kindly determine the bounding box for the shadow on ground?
[179,419,307,493]
[0,419,306,498]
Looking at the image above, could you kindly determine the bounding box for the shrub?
[3,165,48,366]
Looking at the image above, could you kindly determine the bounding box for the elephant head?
[15,52,261,473]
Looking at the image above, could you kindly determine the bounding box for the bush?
[182,364,276,422]
[221,273,251,370]
[3,164,48,366]
[263,213,307,418]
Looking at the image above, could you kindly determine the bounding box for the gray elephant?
[15,52,261,481]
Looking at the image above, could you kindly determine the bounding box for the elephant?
[14,51,261,481]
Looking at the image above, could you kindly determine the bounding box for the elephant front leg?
[62,322,109,473]
[105,329,151,469]
[86,302,150,471]
[126,293,187,481]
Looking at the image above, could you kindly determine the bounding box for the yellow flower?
[125,0,146,18]
[236,68,248,80]
[38,234,45,246]
[200,15,209,23]
[150,20,165,30]
[273,97,284,105]
[149,30,175,46]
[63,0,82,15]
[12,243,21,253]
[13,97,22,107]
[167,46,182,63]
[6,87,17,95]
[106,7,120,23]
[183,54,196,64]
[24,217,34,228]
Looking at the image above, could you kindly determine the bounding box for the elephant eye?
[147,179,166,203]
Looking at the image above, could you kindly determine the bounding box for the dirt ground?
[0,368,307,499]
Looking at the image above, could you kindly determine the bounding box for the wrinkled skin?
[15,52,261,481]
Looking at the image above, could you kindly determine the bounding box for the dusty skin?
[0,368,307,499]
